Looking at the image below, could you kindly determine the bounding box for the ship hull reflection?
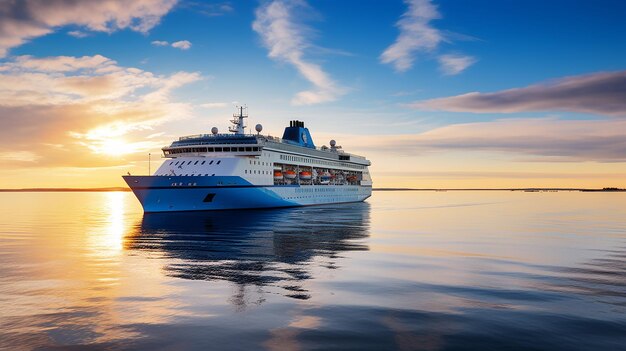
[126,203,370,301]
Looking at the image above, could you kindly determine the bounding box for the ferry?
[123,107,372,212]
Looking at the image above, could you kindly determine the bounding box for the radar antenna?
[229,105,248,134]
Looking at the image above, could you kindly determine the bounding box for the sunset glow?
[0,1,624,189]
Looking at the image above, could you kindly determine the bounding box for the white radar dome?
[330,139,336,147]
[211,127,218,135]
[255,124,263,133]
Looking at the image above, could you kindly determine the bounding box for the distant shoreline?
[373,188,625,192]
[0,187,623,193]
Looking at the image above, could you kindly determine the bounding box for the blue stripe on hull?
[123,176,371,212]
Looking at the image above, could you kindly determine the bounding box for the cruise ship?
[123,107,372,212]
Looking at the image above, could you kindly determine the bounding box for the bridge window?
[207,147,214,152]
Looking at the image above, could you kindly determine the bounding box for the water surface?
[1,191,625,350]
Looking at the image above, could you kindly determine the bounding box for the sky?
[0,0,625,189]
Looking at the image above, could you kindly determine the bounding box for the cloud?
[0,54,201,168]
[0,0,178,57]
[0,151,41,162]
[376,170,626,180]
[350,118,626,162]
[252,0,346,105]
[380,0,443,72]
[67,30,89,38]
[198,102,228,108]
[171,40,192,50]
[438,54,476,75]
[152,40,192,50]
[183,2,234,17]
[411,71,626,117]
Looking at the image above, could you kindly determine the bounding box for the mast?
[229,105,248,134]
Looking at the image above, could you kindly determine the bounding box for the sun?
[95,138,136,156]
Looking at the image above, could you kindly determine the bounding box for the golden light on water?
[103,191,125,253]
[87,191,126,257]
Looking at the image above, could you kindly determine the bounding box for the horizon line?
[0,187,623,193]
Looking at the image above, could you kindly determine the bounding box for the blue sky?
[0,0,625,188]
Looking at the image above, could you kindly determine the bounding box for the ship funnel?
[282,120,315,149]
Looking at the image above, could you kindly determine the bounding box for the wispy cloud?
[411,71,626,117]
[348,118,626,162]
[380,0,443,72]
[381,0,476,75]
[0,0,178,57]
[0,151,41,163]
[198,102,228,108]
[438,54,476,75]
[171,40,192,50]
[252,0,346,105]
[184,1,234,17]
[0,54,201,167]
[67,30,89,38]
[152,40,192,50]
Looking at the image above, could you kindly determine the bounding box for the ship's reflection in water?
[126,202,370,302]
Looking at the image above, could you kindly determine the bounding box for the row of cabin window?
[245,170,270,175]
[279,154,364,170]
[169,160,221,166]
[165,146,259,154]
[249,160,270,166]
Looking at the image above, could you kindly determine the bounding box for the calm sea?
[0,191,625,350]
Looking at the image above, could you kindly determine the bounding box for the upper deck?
[162,133,370,166]
[161,107,370,167]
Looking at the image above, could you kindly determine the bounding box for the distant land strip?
[374,187,625,192]
[0,187,623,192]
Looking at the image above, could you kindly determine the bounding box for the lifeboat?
[273,170,283,180]
[284,170,297,180]
[320,171,331,184]
[299,171,312,180]
[346,175,358,183]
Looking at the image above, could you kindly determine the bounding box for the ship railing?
[178,133,260,141]
[176,134,369,161]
